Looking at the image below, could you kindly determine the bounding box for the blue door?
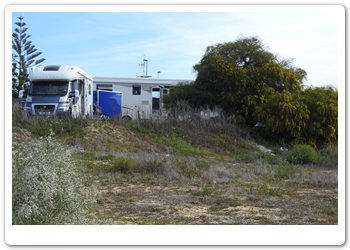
[93,90,122,118]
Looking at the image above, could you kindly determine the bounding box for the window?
[97,84,112,91]
[89,84,91,95]
[43,65,61,71]
[152,88,160,98]
[71,80,83,93]
[29,81,69,96]
[133,85,141,95]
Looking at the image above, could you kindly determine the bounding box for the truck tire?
[100,114,109,119]
[122,115,131,121]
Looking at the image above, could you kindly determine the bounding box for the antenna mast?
[137,55,150,78]
[138,58,145,76]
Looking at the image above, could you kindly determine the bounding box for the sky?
[3,2,347,247]
[9,5,343,89]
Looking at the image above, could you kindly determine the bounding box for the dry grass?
[12,113,338,225]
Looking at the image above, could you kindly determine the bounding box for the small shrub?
[171,159,201,178]
[268,154,281,165]
[141,158,166,174]
[195,159,210,171]
[12,132,96,225]
[81,151,96,160]
[316,143,338,168]
[236,153,251,163]
[111,156,135,173]
[98,154,116,161]
[284,144,318,165]
[235,153,260,163]
[266,164,303,180]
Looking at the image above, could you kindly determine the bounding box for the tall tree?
[12,16,45,98]
[167,36,307,126]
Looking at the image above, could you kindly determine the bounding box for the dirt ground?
[88,168,337,225]
[13,121,338,225]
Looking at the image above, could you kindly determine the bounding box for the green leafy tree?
[166,36,307,126]
[164,81,203,109]
[12,16,45,98]
[254,86,338,148]
[301,86,338,147]
[253,90,310,146]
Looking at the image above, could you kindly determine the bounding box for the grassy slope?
[12,115,338,225]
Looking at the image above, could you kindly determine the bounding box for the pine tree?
[12,16,45,98]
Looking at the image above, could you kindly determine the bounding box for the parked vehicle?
[24,65,93,118]
[93,76,193,120]
[93,90,122,119]
[23,64,193,120]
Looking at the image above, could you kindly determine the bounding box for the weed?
[13,115,89,138]
[283,144,318,165]
[193,186,214,196]
[139,158,166,174]
[195,159,210,171]
[236,153,253,163]
[263,154,281,165]
[315,143,338,168]
[81,151,96,160]
[111,156,135,173]
[265,164,303,180]
[98,154,116,161]
[254,184,284,196]
[12,109,338,225]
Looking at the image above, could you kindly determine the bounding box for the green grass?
[12,113,338,225]
[13,115,89,138]
[127,123,222,157]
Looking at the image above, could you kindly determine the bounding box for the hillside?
[12,114,338,225]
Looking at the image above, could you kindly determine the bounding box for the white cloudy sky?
[9,4,343,88]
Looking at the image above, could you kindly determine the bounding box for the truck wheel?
[122,115,131,121]
[100,114,109,119]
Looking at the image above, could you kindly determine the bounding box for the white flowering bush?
[12,132,96,225]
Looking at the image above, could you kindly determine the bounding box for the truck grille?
[34,105,55,115]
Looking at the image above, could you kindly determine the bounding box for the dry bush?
[12,101,26,119]
[12,133,97,225]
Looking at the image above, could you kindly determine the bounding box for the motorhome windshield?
[28,81,69,96]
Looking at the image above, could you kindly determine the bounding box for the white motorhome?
[24,65,93,118]
[93,76,193,120]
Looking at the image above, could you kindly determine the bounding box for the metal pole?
[143,59,148,76]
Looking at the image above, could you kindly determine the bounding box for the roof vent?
[43,65,61,71]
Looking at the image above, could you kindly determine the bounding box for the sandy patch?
[173,205,209,218]
[222,205,284,221]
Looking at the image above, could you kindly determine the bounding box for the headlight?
[24,103,32,110]
[57,102,70,111]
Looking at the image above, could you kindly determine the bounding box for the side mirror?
[69,90,80,98]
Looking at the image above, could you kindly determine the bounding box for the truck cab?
[24,65,93,118]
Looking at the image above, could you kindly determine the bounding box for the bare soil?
[88,170,337,225]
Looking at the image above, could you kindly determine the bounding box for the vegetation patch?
[12,114,338,225]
